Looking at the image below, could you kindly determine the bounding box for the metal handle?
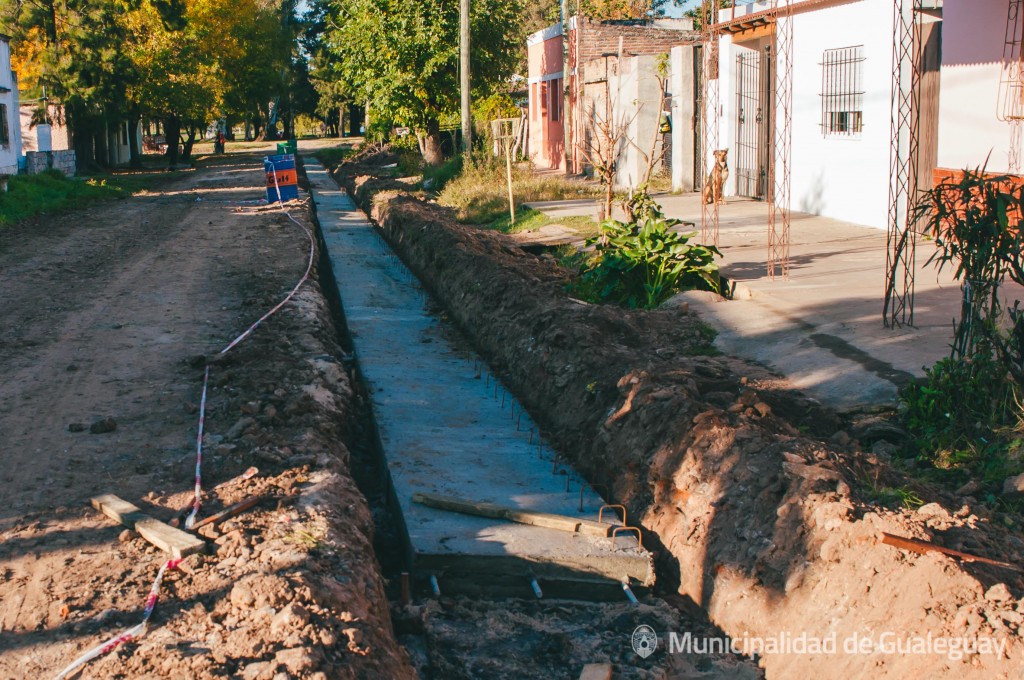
[611,526,643,551]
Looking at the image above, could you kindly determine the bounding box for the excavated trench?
[317,147,1024,679]
[299,157,764,678]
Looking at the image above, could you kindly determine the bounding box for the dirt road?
[0,154,412,679]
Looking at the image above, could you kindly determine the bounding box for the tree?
[121,0,221,165]
[5,0,300,168]
[682,0,733,30]
[319,0,524,165]
[4,0,137,168]
[579,0,670,20]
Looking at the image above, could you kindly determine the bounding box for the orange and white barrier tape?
[53,558,182,680]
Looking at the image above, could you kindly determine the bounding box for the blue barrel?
[264,153,299,203]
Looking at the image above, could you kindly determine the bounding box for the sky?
[666,0,702,17]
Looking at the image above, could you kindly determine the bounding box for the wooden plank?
[91,494,206,559]
[412,492,611,538]
[579,663,612,680]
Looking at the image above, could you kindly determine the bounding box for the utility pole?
[460,0,471,156]
[561,0,570,173]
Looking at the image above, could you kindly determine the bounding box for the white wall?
[611,55,664,190]
[716,0,894,229]
[0,39,20,175]
[671,45,696,191]
[938,0,1012,173]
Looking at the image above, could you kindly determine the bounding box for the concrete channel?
[305,160,654,599]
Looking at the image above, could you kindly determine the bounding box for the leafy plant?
[899,164,1024,482]
[576,207,722,309]
[914,163,1024,376]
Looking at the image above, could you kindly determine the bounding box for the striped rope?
[53,558,182,680]
[183,365,210,530]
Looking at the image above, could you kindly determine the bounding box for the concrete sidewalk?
[528,192,1024,412]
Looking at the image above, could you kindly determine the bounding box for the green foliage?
[423,156,464,192]
[914,164,1024,379]
[683,0,733,30]
[576,209,722,309]
[473,94,520,126]
[5,0,300,162]
[314,0,524,159]
[314,146,354,167]
[579,0,671,20]
[901,165,1024,484]
[862,474,926,510]
[900,354,1023,482]
[0,171,154,226]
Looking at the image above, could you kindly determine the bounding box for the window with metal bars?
[0,104,8,146]
[820,45,865,137]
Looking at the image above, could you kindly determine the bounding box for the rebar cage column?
[700,0,721,246]
[768,0,793,280]
[884,0,922,328]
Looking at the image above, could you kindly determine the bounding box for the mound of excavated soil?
[333,150,1024,679]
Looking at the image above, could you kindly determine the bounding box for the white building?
[0,34,23,178]
[710,0,940,230]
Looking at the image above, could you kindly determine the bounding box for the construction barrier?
[265,153,299,203]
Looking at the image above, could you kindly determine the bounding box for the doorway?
[735,45,771,199]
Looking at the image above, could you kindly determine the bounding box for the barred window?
[820,45,865,137]
[0,104,8,146]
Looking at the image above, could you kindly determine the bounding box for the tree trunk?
[181,125,197,159]
[128,111,142,169]
[421,118,444,166]
[165,115,181,167]
[603,174,614,222]
[254,108,266,141]
[93,121,109,168]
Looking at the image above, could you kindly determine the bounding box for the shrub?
[576,210,722,309]
[422,155,463,191]
[899,164,1024,483]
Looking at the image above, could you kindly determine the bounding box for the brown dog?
[702,149,729,205]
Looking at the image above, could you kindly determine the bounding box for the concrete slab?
[527,192,1024,412]
[306,161,654,591]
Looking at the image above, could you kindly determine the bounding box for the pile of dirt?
[333,150,1024,678]
[0,157,412,679]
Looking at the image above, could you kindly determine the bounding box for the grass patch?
[482,205,597,236]
[422,155,463,190]
[862,474,926,510]
[0,170,158,227]
[314,146,355,167]
[438,154,598,226]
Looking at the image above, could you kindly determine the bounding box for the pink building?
[526,24,566,171]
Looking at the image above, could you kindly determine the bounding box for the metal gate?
[735,47,771,199]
